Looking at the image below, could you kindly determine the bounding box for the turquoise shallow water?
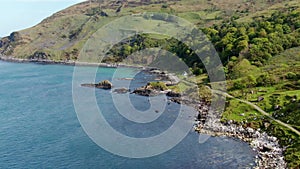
[0,61,256,169]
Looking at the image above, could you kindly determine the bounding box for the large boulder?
[166,91,181,97]
[81,80,112,90]
[132,82,167,97]
[96,80,112,89]
[132,87,160,97]
[113,88,130,94]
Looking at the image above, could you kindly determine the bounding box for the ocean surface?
[0,61,256,169]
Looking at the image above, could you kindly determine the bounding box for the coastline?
[0,55,146,69]
[0,55,287,169]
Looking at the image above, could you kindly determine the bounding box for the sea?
[0,61,256,169]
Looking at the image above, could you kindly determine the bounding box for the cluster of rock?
[132,84,163,97]
[80,78,182,98]
[81,80,113,89]
[194,110,286,169]
[132,83,181,97]
[145,68,180,86]
[166,91,181,97]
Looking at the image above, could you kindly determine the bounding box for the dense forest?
[107,8,300,78]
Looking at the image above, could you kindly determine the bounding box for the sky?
[0,0,86,37]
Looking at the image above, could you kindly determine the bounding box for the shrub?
[286,72,297,80]
[161,4,168,8]
[257,73,277,86]
[245,75,257,88]
[230,59,259,79]
[233,79,246,90]
[148,82,168,91]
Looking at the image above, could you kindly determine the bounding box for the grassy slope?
[1,0,299,60]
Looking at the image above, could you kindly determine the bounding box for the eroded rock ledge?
[131,80,182,98]
[81,80,113,89]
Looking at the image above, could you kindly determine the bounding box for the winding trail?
[214,89,300,136]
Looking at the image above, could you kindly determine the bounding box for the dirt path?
[215,90,300,136]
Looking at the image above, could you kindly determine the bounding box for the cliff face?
[0,1,99,59]
[0,0,297,61]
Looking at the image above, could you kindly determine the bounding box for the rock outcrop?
[166,91,181,97]
[81,80,112,89]
[132,82,168,97]
[132,85,161,97]
[113,88,130,94]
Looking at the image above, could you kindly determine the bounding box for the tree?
[282,24,291,34]
[237,26,247,36]
[247,27,256,39]
[233,79,246,90]
[259,28,267,37]
[244,75,257,88]
[122,44,132,57]
[237,40,249,52]
[256,73,277,86]
[230,59,259,79]
[286,72,297,80]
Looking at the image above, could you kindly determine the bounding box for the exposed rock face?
[132,86,160,97]
[144,69,180,86]
[132,82,167,97]
[166,91,181,97]
[113,88,130,94]
[8,32,21,42]
[132,87,181,97]
[169,97,182,104]
[0,32,22,55]
[96,80,113,89]
[81,80,112,89]
[257,96,264,102]
[29,51,50,60]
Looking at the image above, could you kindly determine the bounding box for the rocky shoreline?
[0,55,145,69]
[192,102,287,169]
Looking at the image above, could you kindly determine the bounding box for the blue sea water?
[0,61,256,169]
